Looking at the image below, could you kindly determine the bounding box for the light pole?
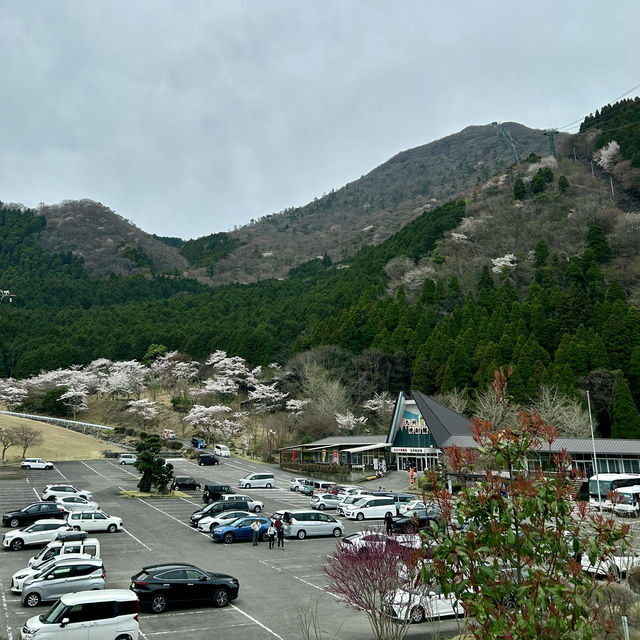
[268,429,276,459]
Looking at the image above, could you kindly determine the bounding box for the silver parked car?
[277,510,344,540]
[309,493,340,510]
[21,557,105,607]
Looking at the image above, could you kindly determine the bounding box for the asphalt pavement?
[0,455,459,640]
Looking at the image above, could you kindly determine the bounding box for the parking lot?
[0,456,458,640]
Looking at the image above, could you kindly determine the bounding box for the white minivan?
[238,472,275,489]
[343,496,396,521]
[20,589,139,640]
[213,444,231,457]
[28,533,100,568]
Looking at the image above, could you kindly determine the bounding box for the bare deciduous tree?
[12,424,43,458]
[527,384,593,437]
[0,426,18,463]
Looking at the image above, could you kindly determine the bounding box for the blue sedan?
[212,516,271,544]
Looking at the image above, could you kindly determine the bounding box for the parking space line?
[292,576,340,601]
[32,487,41,500]
[80,460,109,479]
[179,497,201,507]
[121,527,153,551]
[135,498,210,538]
[0,578,12,640]
[229,604,285,640]
[105,460,139,477]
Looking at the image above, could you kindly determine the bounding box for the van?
[213,444,230,457]
[238,472,275,489]
[343,496,395,521]
[161,429,176,440]
[28,533,100,568]
[189,499,251,526]
[118,453,137,465]
[301,480,334,495]
[19,589,139,640]
[275,510,344,540]
[198,453,219,466]
[202,484,234,504]
[21,558,105,607]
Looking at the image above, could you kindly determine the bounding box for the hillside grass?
[0,414,123,464]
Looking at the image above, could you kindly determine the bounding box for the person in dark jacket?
[384,511,394,535]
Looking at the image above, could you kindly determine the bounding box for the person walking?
[384,511,394,535]
[250,519,260,546]
[276,518,285,550]
[267,522,276,549]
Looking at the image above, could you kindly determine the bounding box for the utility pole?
[544,129,559,158]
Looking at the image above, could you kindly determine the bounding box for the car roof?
[60,589,135,604]
[32,519,68,525]
[142,563,199,572]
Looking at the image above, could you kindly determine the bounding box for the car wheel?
[151,594,168,614]
[46,465,53,470]
[318,504,325,510]
[10,538,24,551]
[9,518,20,528]
[196,484,201,490]
[25,592,41,607]
[253,506,262,513]
[73,526,81,531]
[410,605,425,624]
[332,528,342,538]
[245,483,251,489]
[213,588,229,608]
[107,524,117,533]
[266,483,272,488]
[294,486,299,492]
[23,465,31,470]
[115,635,133,640]
[261,531,269,542]
[120,461,125,465]
[223,533,235,544]
[199,461,204,466]
[297,529,307,540]
[356,512,365,521]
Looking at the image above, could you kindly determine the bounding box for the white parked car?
[398,500,428,515]
[343,496,395,520]
[42,484,92,502]
[289,477,310,492]
[213,444,231,457]
[68,511,123,533]
[2,520,72,551]
[21,458,54,470]
[581,543,640,580]
[219,494,264,513]
[340,531,422,552]
[118,453,137,465]
[55,496,100,513]
[197,510,252,533]
[388,584,466,624]
[337,495,374,516]
[10,553,92,593]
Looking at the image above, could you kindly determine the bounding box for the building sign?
[402,410,430,434]
[392,447,430,454]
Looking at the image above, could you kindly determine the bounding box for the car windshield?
[40,600,68,624]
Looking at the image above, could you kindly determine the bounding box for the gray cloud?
[1,0,639,238]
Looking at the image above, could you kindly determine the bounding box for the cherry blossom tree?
[362,392,395,429]
[335,411,368,433]
[0,379,28,410]
[58,384,88,420]
[286,399,310,416]
[248,383,288,413]
[126,398,158,431]
[183,404,232,443]
[104,360,147,400]
[594,140,620,171]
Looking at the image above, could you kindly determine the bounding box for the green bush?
[165,440,183,451]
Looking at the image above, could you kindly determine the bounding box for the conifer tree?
[611,371,640,438]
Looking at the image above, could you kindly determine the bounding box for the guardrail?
[0,410,114,432]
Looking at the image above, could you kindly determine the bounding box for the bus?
[588,473,640,509]
[611,485,640,517]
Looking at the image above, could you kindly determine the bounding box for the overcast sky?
[1,1,639,239]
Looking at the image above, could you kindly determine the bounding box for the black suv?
[202,484,233,503]
[198,453,219,466]
[170,476,201,491]
[2,502,67,528]
[130,562,239,613]
[190,500,250,526]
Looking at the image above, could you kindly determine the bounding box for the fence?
[0,410,114,433]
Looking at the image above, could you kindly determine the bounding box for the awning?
[343,443,392,453]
